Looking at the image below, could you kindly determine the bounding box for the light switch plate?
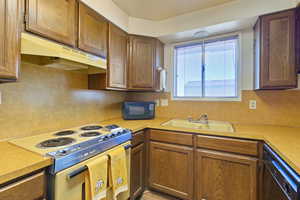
[249,100,256,110]
[155,99,160,107]
[161,99,168,107]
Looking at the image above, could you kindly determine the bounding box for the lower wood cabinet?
[148,142,194,200]
[131,139,146,199]
[196,149,258,200]
[0,171,46,200]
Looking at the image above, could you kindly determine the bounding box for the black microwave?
[122,101,155,120]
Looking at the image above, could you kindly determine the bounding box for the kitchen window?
[173,35,240,101]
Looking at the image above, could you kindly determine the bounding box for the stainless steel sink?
[161,119,234,133]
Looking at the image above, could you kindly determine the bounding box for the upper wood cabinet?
[25,0,77,47]
[196,149,258,200]
[107,22,128,89]
[149,142,194,200]
[0,0,21,82]
[128,35,156,90]
[296,7,300,73]
[254,9,297,90]
[78,2,108,57]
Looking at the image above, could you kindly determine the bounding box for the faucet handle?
[187,116,193,122]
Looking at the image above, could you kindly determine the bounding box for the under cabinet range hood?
[21,33,107,71]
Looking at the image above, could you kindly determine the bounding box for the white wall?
[81,0,129,32]
[128,0,296,37]
[81,0,297,39]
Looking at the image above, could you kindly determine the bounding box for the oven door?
[263,165,290,200]
[50,142,131,200]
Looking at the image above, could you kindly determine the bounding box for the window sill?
[171,96,242,102]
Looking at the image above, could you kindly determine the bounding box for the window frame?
[171,32,242,102]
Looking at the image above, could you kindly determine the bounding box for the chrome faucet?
[187,114,209,124]
[198,114,209,124]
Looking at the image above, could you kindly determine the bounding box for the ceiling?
[112,0,236,21]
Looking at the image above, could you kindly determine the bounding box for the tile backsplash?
[126,90,300,127]
[0,57,125,140]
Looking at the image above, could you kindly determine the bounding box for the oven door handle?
[67,166,88,180]
[124,144,132,150]
[68,145,131,180]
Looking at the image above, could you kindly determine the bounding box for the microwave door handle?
[67,166,88,180]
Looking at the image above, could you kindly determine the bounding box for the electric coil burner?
[80,132,101,137]
[37,137,76,148]
[80,125,102,131]
[54,130,76,136]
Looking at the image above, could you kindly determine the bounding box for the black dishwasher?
[263,144,300,200]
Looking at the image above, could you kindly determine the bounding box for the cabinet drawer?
[150,129,193,146]
[132,131,145,147]
[0,172,45,200]
[196,135,259,156]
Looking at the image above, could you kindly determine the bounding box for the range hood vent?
[21,33,107,71]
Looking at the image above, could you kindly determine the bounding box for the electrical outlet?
[155,99,160,107]
[249,100,257,110]
[161,99,169,107]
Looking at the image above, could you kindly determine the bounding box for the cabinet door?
[0,0,21,82]
[196,149,258,200]
[131,143,146,200]
[260,10,297,89]
[107,23,127,89]
[78,2,108,57]
[26,0,77,46]
[149,142,194,200]
[128,35,155,90]
[296,7,300,73]
[0,172,45,200]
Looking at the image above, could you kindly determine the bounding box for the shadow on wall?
[0,58,125,140]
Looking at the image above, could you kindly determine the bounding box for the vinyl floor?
[139,190,179,200]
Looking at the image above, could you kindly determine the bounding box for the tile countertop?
[100,118,300,175]
[2,117,300,185]
[0,142,52,185]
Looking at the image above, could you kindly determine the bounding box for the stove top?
[80,131,101,137]
[54,130,76,136]
[37,137,76,148]
[80,125,103,131]
[10,123,132,174]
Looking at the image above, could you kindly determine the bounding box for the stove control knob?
[103,135,109,140]
[116,131,122,136]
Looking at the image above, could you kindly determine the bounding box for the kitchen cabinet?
[0,171,46,200]
[25,0,77,47]
[107,22,128,89]
[131,143,146,200]
[128,35,156,90]
[296,7,300,73]
[78,2,108,57]
[196,149,258,200]
[254,9,297,89]
[149,141,194,200]
[131,131,146,200]
[0,0,21,82]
